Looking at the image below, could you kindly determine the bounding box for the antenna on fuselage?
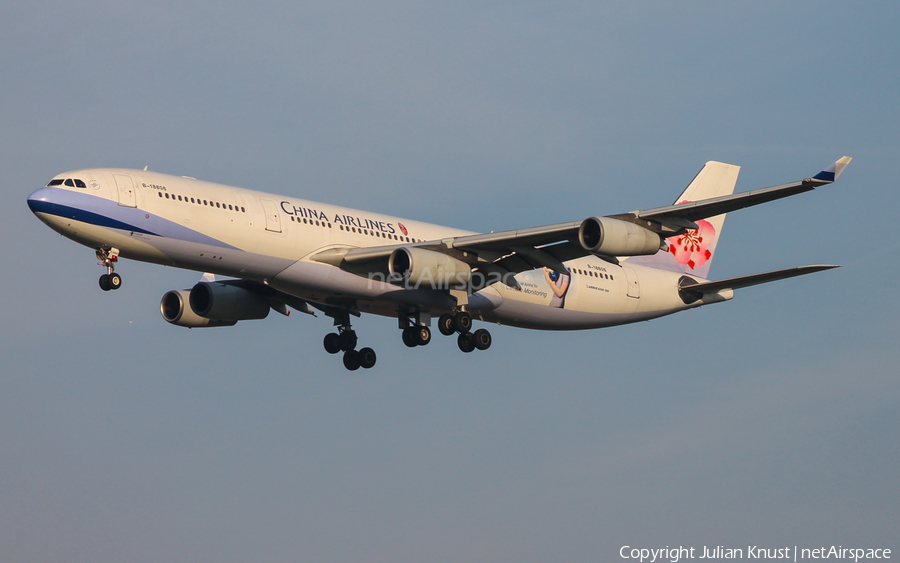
[143,165,148,171]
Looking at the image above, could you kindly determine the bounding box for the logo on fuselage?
[280,200,399,235]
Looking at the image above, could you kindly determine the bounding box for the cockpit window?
[47,179,64,186]
[74,179,86,188]
[64,179,75,187]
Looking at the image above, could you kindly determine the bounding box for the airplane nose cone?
[27,187,53,213]
[28,188,56,217]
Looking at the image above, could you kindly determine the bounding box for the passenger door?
[114,174,136,207]
[623,267,640,298]
[259,199,282,233]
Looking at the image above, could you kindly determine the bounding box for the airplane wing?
[621,156,852,231]
[311,157,850,286]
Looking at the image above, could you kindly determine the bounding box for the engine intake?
[578,217,662,256]
[388,247,471,288]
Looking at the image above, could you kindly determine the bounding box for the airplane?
[27,156,851,370]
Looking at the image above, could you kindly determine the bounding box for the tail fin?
[626,161,740,279]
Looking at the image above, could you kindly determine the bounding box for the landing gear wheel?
[358,347,377,369]
[438,314,456,336]
[457,332,476,353]
[414,326,432,346]
[107,272,122,290]
[342,350,361,371]
[473,328,492,350]
[324,333,342,354]
[453,311,473,333]
[338,330,358,352]
[402,327,418,348]
[99,274,111,291]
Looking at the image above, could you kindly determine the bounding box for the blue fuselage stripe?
[27,188,239,250]
[28,199,159,235]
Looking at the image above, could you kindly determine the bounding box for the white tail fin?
[626,161,740,279]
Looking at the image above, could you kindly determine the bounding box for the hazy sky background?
[1,2,898,562]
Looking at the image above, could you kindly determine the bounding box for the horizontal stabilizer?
[679,264,839,302]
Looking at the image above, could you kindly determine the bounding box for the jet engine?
[160,282,270,328]
[388,247,472,288]
[578,216,662,256]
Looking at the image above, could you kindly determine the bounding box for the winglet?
[812,156,852,183]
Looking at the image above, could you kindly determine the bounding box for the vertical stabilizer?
[625,161,740,279]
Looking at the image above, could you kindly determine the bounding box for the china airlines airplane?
[27,157,851,370]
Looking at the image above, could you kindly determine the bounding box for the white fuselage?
[28,168,708,330]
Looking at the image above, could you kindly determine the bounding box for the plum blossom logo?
[398,222,408,236]
[667,201,716,270]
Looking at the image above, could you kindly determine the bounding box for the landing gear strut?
[323,314,376,371]
[97,248,122,291]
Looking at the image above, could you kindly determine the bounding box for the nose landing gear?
[97,248,122,291]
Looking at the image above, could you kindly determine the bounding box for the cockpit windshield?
[47,178,86,188]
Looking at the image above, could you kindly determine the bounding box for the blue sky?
[1,2,898,562]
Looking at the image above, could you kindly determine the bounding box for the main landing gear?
[324,321,376,371]
[437,311,492,353]
[97,248,122,291]
[324,309,492,370]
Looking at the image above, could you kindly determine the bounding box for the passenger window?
[158,192,163,198]
[47,179,64,186]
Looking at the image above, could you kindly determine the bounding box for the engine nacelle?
[189,282,271,321]
[578,216,662,256]
[160,289,237,328]
[160,283,270,328]
[388,247,472,288]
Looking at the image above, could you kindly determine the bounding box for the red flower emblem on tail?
[398,222,408,236]
[668,219,715,270]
